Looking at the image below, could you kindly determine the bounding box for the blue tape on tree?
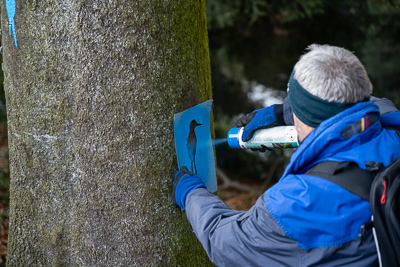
[6,0,18,47]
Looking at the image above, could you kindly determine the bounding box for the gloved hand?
[235,104,286,141]
[172,166,206,210]
[235,104,285,152]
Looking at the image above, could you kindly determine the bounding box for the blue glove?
[235,104,284,142]
[172,166,206,210]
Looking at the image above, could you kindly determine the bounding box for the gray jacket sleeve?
[283,98,294,126]
[370,96,398,114]
[184,188,378,267]
[185,188,301,267]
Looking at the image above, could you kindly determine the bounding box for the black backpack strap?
[306,161,374,201]
[306,126,399,202]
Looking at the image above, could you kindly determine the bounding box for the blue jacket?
[185,101,400,266]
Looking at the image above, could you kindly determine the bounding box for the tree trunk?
[2,0,213,265]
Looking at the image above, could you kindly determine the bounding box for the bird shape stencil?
[187,120,202,174]
[6,0,17,47]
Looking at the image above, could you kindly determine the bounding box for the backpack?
[307,156,400,267]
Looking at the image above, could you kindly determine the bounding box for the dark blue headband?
[287,71,354,127]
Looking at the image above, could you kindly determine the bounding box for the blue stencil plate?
[174,100,217,192]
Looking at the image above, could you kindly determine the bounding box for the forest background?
[0,0,399,263]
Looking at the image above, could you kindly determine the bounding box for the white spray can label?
[228,126,299,149]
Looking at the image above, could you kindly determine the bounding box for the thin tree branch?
[217,167,263,196]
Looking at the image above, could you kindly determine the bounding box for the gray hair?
[293,44,372,103]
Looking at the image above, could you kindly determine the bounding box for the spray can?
[227,126,299,149]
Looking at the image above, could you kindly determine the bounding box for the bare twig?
[217,167,263,196]
[259,157,281,192]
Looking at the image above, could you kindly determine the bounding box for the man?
[172,44,400,266]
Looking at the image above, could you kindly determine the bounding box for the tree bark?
[2,0,213,265]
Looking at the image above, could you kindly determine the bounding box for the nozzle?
[227,127,242,148]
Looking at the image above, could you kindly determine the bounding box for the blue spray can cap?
[227,127,242,149]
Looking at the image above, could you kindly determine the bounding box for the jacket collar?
[284,102,381,176]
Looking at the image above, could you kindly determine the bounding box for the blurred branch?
[259,157,281,192]
[217,167,263,196]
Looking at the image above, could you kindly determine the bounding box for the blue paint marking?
[6,0,18,47]
[174,100,217,192]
